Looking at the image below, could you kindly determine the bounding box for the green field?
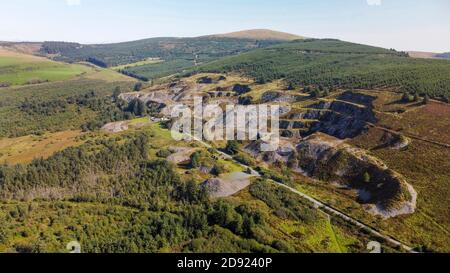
[0,49,93,86]
[111,58,163,71]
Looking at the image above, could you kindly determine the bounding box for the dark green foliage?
[255,167,291,185]
[0,134,293,253]
[208,201,263,237]
[423,94,430,104]
[156,149,172,158]
[402,92,414,103]
[233,84,252,95]
[124,59,194,80]
[211,164,225,176]
[133,82,143,91]
[119,70,149,82]
[363,172,371,184]
[249,180,319,224]
[40,38,282,80]
[0,79,135,137]
[238,96,253,105]
[190,39,450,99]
[126,98,147,117]
[190,151,201,168]
[17,89,136,132]
[233,153,256,167]
[224,140,239,155]
[86,57,107,68]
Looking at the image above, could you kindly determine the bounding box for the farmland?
[0,48,92,86]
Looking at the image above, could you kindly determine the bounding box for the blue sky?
[1,0,449,52]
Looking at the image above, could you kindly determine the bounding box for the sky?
[1,0,449,52]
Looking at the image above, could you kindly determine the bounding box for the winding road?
[188,134,418,253]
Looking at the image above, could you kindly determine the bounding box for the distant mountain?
[408,51,450,60]
[436,52,450,59]
[38,35,285,68]
[35,30,301,80]
[210,29,304,41]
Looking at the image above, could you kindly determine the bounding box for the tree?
[134,82,143,92]
[363,172,371,183]
[402,92,412,103]
[225,141,239,155]
[423,94,430,105]
[128,99,147,116]
[190,152,201,168]
[211,164,225,176]
[113,86,121,101]
[311,89,321,98]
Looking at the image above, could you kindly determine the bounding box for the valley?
[0,30,449,253]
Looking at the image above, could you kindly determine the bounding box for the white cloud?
[366,0,382,6]
[66,0,81,6]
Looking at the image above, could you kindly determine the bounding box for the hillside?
[210,29,304,41]
[409,51,450,60]
[436,52,450,59]
[38,36,285,80]
[189,39,450,100]
[0,47,93,86]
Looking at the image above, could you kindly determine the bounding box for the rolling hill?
[189,39,450,100]
[0,47,92,86]
[37,35,292,81]
[0,29,449,253]
[210,29,304,41]
[409,51,450,60]
[436,52,450,59]
[40,37,282,67]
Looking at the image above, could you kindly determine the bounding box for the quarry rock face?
[202,177,251,198]
[277,92,378,140]
[307,99,377,139]
[295,133,416,218]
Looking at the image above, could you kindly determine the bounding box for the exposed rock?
[101,121,129,133]
[336,91,377,106]
[233,84,251,95]
[294,133,416,217]
[245,138,298,163]
[280,92,377,139]
[199,165,213,174]
[261,91,300,103]
[197,76,213,84]
[307,99,376,139]
[167,147,197,164]
[384,133,411,150]
[202,174,251,198]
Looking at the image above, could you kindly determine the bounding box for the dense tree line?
[40,38,282,68]
[19,88,151,132]
[119,70,149,82]
[39,38,283,81]
[0,133,320,253]
[190,39,450,100]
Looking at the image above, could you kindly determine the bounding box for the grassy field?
[349,117,450,252]
[0,48,93,86]
[283,90,450,252]
[0,130,84,165]
[111,58,163,70]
